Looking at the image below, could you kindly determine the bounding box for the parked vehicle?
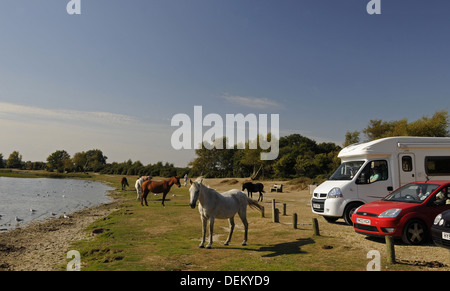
[311,136,450,225]
[352,181,450,245]
[431,209,450,249]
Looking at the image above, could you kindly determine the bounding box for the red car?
[352,181,450,245]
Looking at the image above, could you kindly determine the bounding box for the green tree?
[72,152,88,172]
[406,110,449,137]
[85,149,108,172]
[0,153,4,168]
[344,131,360,147]
[47,150,72,172]
[362,110,449,141]
[6,151,22,169]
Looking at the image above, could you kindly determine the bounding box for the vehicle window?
[402,156,413,172]
[329,161,364,180]
[356,160,388,184]
[433,186,450,206]
[425,156,450,176]
[384,183,440,203]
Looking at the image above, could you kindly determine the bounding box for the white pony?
[135,176,151,200]
[189,178,262,249]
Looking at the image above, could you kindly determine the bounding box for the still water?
[0,177,113,231]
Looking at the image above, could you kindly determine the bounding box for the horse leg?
[238,211,249,246]
[142,189,149,206]
[140,190,145,206]
[224,216,235,246]
[136,188,141,200]
[199,216,207,248]
[161,191,168,207]
[206,217,215,249]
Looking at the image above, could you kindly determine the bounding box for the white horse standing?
[135,176,151,200]
[189,178,262,249]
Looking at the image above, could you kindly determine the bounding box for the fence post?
[271,199,276,222]
[293,213,298,229]
[283,203,287,216]
[312,218,320,236]
[385,236,396,264]
[274,208,279,223]
[261,206,265,218]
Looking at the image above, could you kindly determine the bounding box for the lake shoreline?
[0,173,121,271]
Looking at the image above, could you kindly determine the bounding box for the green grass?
[5,171,424,271]
[65,182,373,271]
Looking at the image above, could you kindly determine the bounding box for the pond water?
[0,177,113,231]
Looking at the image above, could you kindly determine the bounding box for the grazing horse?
[141,176,181,206]
[121,177,129,190]
[189,178,262,249]
[135,176,151,200]
[242,182,265,202]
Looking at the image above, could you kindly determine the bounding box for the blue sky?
[1,0,449,166]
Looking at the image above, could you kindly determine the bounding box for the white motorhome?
[311,136,450,225]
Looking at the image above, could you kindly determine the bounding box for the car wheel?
[344,202,362,225]
[402,219,428,245]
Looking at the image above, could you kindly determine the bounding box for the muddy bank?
[0,200,118,271]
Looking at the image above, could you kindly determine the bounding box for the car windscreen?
[329,161,365,180]
[383,183,440,203]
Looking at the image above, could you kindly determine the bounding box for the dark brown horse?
[141,176,181,206]
[242,182,265,202]
[121,177,129,190]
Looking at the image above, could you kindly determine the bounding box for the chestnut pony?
[141,176,181,206]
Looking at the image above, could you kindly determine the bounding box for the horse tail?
[246,197,262,212]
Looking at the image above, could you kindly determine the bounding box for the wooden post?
[312,218,320,236]
[385,236,396,264]
[261,206,265,218]
[283,203,287,216]
[271,199,276,222]
[274,208,279,223]
[293,213,298,229]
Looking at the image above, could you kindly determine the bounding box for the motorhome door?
[399,153,416,186]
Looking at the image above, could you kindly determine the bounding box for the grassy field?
[64,175,449,271]
[3,171,448,271]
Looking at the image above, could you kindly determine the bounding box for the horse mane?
[195,178,222,196]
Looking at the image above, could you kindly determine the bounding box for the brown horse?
[141,176,181,206]
[121,177,129,190]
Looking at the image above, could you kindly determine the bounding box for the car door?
[426,186,450,225]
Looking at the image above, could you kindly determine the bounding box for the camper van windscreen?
[329,161,365,181]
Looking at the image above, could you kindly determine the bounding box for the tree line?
[344,110,449,146]
[1,110,448,180]
[189,110,449,179]
[0,149,189,178]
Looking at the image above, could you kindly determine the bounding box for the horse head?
[174,176,181,188]
[242,182,251,191]
[188,179,200,209]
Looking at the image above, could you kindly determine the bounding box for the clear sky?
[1,0,449,167]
